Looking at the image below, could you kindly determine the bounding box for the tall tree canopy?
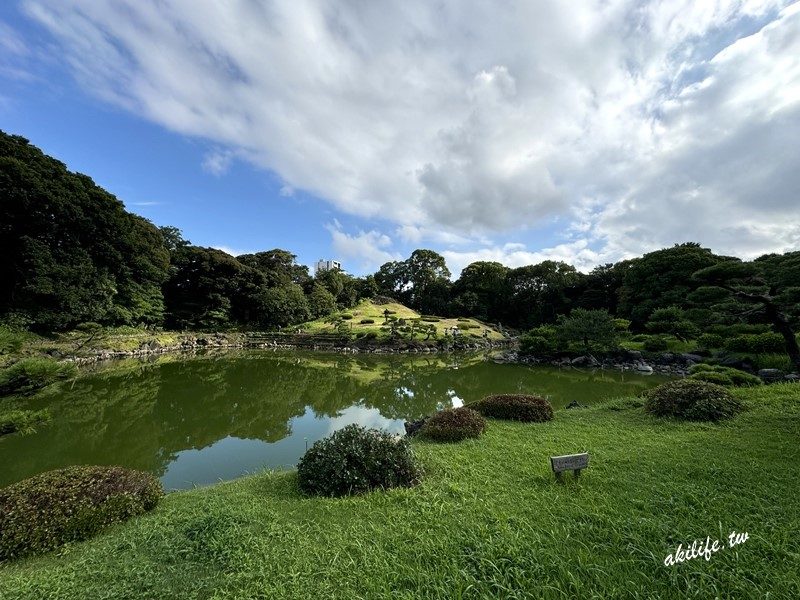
[238,250,310,288]
[618,243,723,327]
[0,131,169,330]
[693,253,800,370]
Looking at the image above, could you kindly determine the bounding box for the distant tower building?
[315,259,342,275]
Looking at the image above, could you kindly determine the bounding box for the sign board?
[550,453,589,478]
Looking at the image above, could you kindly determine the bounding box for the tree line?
[1,131,798,368]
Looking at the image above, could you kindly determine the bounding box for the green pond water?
[1,350,670,490]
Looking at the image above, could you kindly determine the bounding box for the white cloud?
[443,240,605,278]
[201,149,235,176]
[212,245,253,257]
[20,0,800,267]
[325,221,400,272]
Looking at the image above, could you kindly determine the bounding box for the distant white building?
[315,259,342,275]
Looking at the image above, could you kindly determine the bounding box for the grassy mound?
[644,379,744,421]
[298,299,504,342]
[420,407,486,442]
[0,466,162,562]
[469,394,554,422]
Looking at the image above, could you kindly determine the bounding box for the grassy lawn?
[1,385,799,599]
[299,299,506,342]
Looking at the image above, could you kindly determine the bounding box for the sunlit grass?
[1,384,798,598]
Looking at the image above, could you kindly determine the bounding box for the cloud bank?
[20,0,800,272]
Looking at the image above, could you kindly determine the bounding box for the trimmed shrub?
[0,409,51,437]
[687,363,715,374]
[457,322,479,330]
[340,314,354,320]
[613,318,631,332]
[359,318,375,324]
[420,316,440,322]
[0,358,77,397]
[420,407,486,442]
[644,379,743,421]
[752,353,793,372]
[0,466,162,561]
[363,331,378,340]
[457,318,470,322]
[643,336,668,352]
[469,394,554,423]
[690,371,734,386]
[697,333,725,349]
[688,364,762,387]
[519,333,557,356]
[724,333,786,354]
[296,425,422,497]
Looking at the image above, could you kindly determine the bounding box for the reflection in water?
[0,350,670,490]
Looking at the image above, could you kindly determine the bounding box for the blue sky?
[1,1,799,276]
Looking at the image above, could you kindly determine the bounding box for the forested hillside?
[1,130,798,369]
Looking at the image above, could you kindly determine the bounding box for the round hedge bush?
[469,394,554,423]
[689,371,734,386]
[420,407,486,442]
[360,318,375,324]
[0,465,162,561]
[644,379,744,421]
[297,424,422,497]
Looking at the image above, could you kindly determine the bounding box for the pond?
[0,350,671,490]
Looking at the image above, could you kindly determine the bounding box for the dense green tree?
[307,284,337,319]
[556,309,617,353]
[0,131,169,330]
[693,253,800,370]
[451,261,510,321]
[572,262,631,313]
[374,250,450,310]
[314,268,359,308]
[251,284,311,329]
[506,261,581,328]
[158,226,190,258]
[618,243,723,328]
[238,250,310,288]
[375,260,410,303]
[163,246,259,330]
[646,307,700,341]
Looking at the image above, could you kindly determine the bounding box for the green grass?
[299,299,505,342]
[1,385,799,598]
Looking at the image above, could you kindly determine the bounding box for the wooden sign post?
[550,453,589,480]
